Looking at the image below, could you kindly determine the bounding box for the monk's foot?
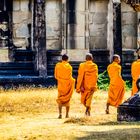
[58,114,62,119]
[105,109,109,114]
[87,111,90,116]
[65,115,69,118]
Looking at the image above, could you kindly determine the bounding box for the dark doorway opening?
[0,0,12,62]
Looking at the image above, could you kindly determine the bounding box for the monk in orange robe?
[76,53,98,116]
[131,48,140,96]
[106,54,125,114]
[55,54,75,119]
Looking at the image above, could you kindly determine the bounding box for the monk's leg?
[85,106,90,116]
[58,104,62,119]
[106,103,110,114]
[66,106,70,118]
[85,91,93,116]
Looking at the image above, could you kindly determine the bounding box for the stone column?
[62,0,88,61]
[113,0,122,58]
[107,0,122,61]
[33,0,47,77]
[107,0,114,62]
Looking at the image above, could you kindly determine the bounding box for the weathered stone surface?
[46,39,62,50]
[45,10,61,24]
[121,1,135,12]
[13,12,32,24]
[20,0,29,11]
[13,0,20,11]
[45,0,61,11]
[122,12,137,25]
[67,24,85,37]
[76,0,85,11]
[89,0,108,12]
[68,37,85,49]
[89,23,107,37]
[46,23,61,37]
[118,79,140,121]
[13,38,27,48]
[89,37,107,49]
[62,49,89,61]
[15,24,29,38]
[76,12,85,26]
[122,36,137,49]
[90,13,107,24]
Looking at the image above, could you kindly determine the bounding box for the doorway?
[0,0,12,62]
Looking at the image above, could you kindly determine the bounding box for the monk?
[76,53,98,116]
[131,47,140,96]
[106,54,125,114]
[54,54,75,119]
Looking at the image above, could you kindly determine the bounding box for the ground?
[0,88,140,140]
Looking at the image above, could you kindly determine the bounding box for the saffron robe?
[107,62,125,107]
[76,61,98,110]
[55,61,75,106]
[131,59,140,96]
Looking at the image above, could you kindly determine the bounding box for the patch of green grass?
[98,71,109,91]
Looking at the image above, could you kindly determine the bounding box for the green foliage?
[125,80,132,91]
[98,71,132,91]
[98,71,109,91]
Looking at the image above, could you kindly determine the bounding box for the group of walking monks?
[54,48,140,119]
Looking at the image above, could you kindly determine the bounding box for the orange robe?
[107,62,125,107]
[131,59,140,96]
[76,61,98,110]
[55,61,75,106]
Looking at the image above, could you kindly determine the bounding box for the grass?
[0,87,140,140]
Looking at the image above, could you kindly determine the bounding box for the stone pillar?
[107,0,114,62]
[62,0,88,61]
[113,0,122,58]
[107,0,122,61]
[33,0,47,77]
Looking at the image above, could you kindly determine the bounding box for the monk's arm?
[95,65,98,83]
[76,64,85,93]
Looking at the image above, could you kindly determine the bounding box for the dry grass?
[0,87,140,140]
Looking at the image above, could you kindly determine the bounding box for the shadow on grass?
[76,128,140,140]
[99,121,140,126]
[64,117,140,126]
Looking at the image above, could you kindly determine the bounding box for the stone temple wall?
[45,0,62,50]
[12,0,138,53]
[121,1,137,50]
[13,0,31,49]
[89,0,108,50]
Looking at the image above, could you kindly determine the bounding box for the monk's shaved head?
[113,54,120,61]
[86,53,93,61]
[62,54,68,61]
[112,54,121,64]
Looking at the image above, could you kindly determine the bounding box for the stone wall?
[13,0,31,49]
[12,0,138,52]
[121,1,137,50]
[45,0,62,50]
[89,0,108,50]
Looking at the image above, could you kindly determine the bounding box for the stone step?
[13,50,34,62]
[0,70,38,76]
[0,76,56,87]
[0,62,34,70]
